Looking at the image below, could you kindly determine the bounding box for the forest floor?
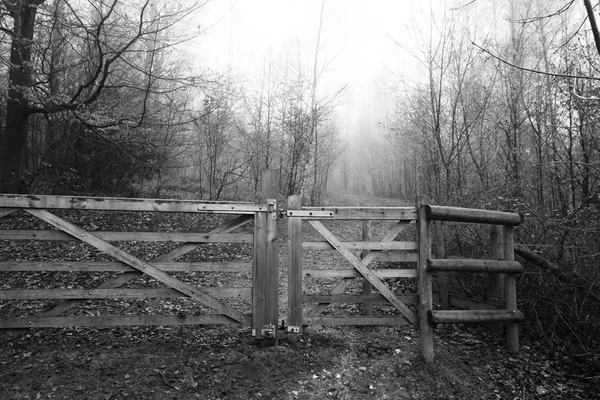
[0,191,597,399]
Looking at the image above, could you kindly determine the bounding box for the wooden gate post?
[287,195,303,333]
[504,225,519,352]
[488,225,506,304]
[487,225,506,334]
[417,196,434,365]
[434,221,449,310]
[253,169,279,345]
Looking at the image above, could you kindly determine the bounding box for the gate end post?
[417,195,434,365]
[253,169,280,347]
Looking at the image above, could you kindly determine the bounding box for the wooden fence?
[418,200,524,364]
[287,195,525,364]
[0,170,279,341]
[1,176,525,362]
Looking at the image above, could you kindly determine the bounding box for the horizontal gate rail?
[0,194,264,214]
[288,207,417,220]
[0,261,253,272]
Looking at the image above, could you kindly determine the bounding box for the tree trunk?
[0,0,43,193]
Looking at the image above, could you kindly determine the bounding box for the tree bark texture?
[0,0,44,193]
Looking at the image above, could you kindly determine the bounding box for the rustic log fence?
[419,200,525,364]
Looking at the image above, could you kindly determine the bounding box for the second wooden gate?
[286,195,420,333]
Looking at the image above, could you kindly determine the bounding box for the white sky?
[192,0,432,135]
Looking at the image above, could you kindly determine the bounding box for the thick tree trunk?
[0,0,43,193]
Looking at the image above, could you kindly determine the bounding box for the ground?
[0,192,597,399]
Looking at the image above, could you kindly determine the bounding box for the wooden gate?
[0,171,279,340]
[286,195,420,332]
[286,195,525,365]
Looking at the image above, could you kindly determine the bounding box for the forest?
[0,0,599,388]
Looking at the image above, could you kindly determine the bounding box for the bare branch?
[472,41,600,82]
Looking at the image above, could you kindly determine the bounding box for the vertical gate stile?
[417,196,434,364]
[504,225,519,352]
[287,195,303,333]
[488,225,506,334]
[252,169,280,344]
[434,220,448,310]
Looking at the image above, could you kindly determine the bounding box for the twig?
[158,370,180,391]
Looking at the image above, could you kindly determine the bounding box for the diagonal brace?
[308,221,412,317]
[27,209,250,325]
[308,220,417,326]
[42,215,254,317]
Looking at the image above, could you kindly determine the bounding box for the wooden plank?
[429,310,525,324]
[303,316,411,326]
[303,293,419,304]
[0,230,253,243]
[40,214,254,317]
[308,220,417,326]
[371,252,418,262]
[0,208,18,218]
[303,269,418,278]
[417,197,434,365]
[425,205,522,226]
[0,314,247,329]
[0,261,252,272]
[0,287,251,300]
[427,259,523,273]
[25,209,250,325]
[0,194,261,214]
[293,207,417,220]
[302,241,418,251]
[307,221,413,317]
[504,226,519,353]
[287,195,303,333]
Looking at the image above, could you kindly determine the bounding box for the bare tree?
[0,0,205,193]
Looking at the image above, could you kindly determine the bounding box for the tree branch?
[472,41,600,82]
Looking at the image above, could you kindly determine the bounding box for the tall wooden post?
[488,225,506,335]
[361,220,373,316]
[434,221,449,310]
[488,225,506,304]
[287,195,303,333]
[417,196,434,365]
[504,225,519,352]
[253,169,279,346]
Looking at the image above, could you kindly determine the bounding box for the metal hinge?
[287,326,300,334]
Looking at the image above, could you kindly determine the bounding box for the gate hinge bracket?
[287,326,300,334]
